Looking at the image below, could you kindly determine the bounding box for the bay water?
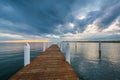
[0,42,120,80]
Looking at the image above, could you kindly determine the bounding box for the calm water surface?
[69,42,120,80]
[0,42,44,80]
[0,42,120,80]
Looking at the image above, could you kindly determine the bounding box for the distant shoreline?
[0,40,120,43]
[63,41,120,43]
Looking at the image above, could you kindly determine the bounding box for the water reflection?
[70,42,120,80]
[1,42,120,80]
[72,43,98,60]
[102,43,120,63]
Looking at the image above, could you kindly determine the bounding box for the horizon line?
[0,39,51,43]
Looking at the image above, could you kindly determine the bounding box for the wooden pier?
[9,44,79,80]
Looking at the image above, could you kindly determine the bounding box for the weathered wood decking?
[9,44,79,80]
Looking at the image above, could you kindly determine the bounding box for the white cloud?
[60,16,120,41]
[103,17,120,32]
[46,34,60,39]
[54,24,64,34]
[62,32,83,40]
[67,22,75,29]
[76,15,86,20]
[54,23,76,35]
[83,20,100,33]
[83,24,99,33]
[0,32,23,39]
[72,0,101,20]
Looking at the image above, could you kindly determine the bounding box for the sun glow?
[0,40,50,43]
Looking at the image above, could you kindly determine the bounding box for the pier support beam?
[24,42,30,66]
[66,43,70,64]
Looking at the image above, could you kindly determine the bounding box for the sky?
[0,0,120,41]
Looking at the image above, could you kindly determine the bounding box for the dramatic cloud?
[0,0,120,41]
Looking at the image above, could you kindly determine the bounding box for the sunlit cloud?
[76,15,86,20]
[0,32,23,39]
[103,17,120,32]
[46,34,60,39]
[72,0,100,20]
[83,20,100,33]
[67,22,75,29]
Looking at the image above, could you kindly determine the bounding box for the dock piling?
[24,42,30,66]
[99,41,101,59]
[75,42,77,54]
[43,42,46,52]
[60,42,63,52]
[66,43,70,64]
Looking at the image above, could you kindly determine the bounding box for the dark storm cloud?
[12,0,75,34]
[97,0,120,28]
[72,0,120,31]
[75,11,100,32]
[0,0,74,35]
[0,0,120,40]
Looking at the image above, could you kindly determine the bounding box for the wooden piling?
[99,41,101,59]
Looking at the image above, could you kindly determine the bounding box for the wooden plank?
[9,44,79,80]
